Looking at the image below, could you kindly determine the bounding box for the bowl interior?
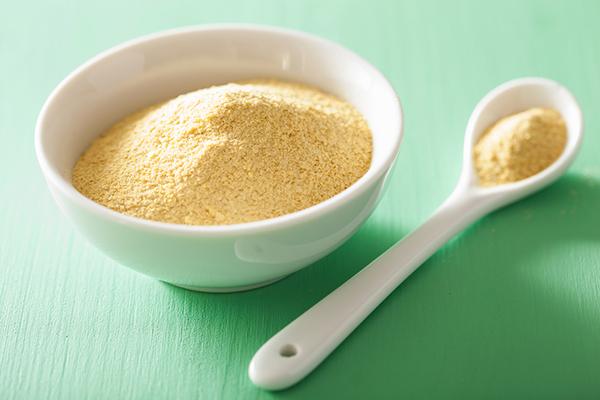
[38,26,402,206]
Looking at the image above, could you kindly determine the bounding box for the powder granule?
[72,80,372,225]
[473,108,567,186]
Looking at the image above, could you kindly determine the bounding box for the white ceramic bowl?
[35,25,403,292]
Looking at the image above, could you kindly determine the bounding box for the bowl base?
[169,275,288,293]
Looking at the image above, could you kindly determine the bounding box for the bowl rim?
[35,23,403,237]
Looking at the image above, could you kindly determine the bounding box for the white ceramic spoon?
[249,77,583,391]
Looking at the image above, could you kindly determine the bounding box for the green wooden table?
[2,0,600,398]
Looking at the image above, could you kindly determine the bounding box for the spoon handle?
[249,189,492,390]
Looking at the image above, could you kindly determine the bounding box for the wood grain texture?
[1,0,600,398]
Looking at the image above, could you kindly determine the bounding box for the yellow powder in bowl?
[473,108,567,186]
[72,80,372,225]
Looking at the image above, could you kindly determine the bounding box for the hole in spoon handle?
[279,344,297,358]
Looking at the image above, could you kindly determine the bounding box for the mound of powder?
[72,80,372,225]
[473,108,567,186]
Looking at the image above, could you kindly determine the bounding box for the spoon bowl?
[458,77,583,202]
[249,77,583,391]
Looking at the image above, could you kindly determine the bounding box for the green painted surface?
[2,0,600,398]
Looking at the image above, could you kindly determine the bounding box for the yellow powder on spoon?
[72,80,372,225]
[473,108,567,186]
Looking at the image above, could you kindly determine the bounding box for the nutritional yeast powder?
[473,108,567,186]
[72,80,372,225]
